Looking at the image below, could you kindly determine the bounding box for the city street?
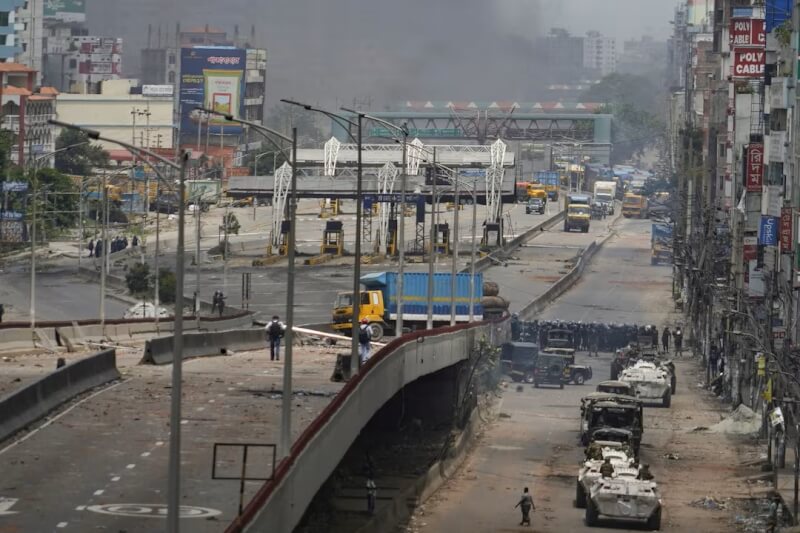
[408,218,752,532]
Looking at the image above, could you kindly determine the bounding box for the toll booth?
[432,223,450,255]
[319,198,340,218]
[482,219,504,248]
[279,220,291,256]
[321,220,344,256]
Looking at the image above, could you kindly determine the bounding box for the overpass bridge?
[225,317,510,532]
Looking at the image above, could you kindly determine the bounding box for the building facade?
[583,31,617,78]
[13,0,43,81]
[0,0,23,61]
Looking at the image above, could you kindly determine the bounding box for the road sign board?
[364,193,420,203]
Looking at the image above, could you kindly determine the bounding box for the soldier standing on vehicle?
[514,487,534,526]
[600,458,615,478]
[637,464,654,481]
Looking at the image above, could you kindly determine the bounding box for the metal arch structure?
[486,139,507,223]
[271,162,292,249]
[407,138,425,175]
[323,137,341,176]
[376,162,399,254]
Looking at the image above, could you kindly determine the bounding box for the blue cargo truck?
[331,271,484,340]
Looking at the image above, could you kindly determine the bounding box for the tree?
[54,129,109,175]
[125,262,151,296]
[155,268,177,304]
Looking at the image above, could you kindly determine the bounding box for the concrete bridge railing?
[226,317,510,533]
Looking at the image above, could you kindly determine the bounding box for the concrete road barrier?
[141,328,266,365]
[0,349,120,443]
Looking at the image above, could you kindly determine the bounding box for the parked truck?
[651,223,673,265]
[331,271,484,340]
[593,181,617,215]
[534,171,560,201]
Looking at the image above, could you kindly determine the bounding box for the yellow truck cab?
[565,204,591,233]
[622,193,648,219]
[527,184,547,202]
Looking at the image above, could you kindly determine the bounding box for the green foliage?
[776,20,792,48]
[30,167,79,232]
[125,262,151,296]
[583,73,666,164]
[54,129,109,176]
[156,268,176,304]
[0,129,16,176]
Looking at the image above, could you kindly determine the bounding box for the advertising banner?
[781,207,793,254]
[734,49,766,78]
[759,215,779,246]
[180,47,246,137]
[746,143,764,192]
[743,235,758,262]
[44,0,86,22]
[730,18,766,47]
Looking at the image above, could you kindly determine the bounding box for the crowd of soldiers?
[87,235,139,258]
[511,317,667,353]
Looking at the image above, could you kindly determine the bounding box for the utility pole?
[427,147,437,330]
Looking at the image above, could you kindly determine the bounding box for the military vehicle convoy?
[585,474,662,529]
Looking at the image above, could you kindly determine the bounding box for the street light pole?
[29,171,37,328]
[281,127,298,459]
[427,147,437,330]
[351,113,363,371]
[450,174,459,326]
[397,130,407,336]
[469,177,477,321]
[49,118,189,533]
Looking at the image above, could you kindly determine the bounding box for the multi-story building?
[618,35,667,76]
[13,0,43,81]
[0,1,24,62]
[583,31,616,78]
[0,63,56,166]
[535,28,585,84]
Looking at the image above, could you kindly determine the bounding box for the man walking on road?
[514,487,534,526]
[359,319,372,365]
[266,315,286,361]
[674,327,683,357]
[661,327,671,353]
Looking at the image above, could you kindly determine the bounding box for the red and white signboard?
[746,143,764,192]
[734,49,765,78]
[781,207,794,254]
[730,18,766,47]
[743,236,758,262]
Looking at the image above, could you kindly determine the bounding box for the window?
[168,71,175,83]
[69,59,76,68]
[168,54,175,65]
[0,12,8,27]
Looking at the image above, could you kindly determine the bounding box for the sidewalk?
[777,439,800,523]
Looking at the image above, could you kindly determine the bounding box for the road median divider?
[0,348,120,443]
[141,328,266,365]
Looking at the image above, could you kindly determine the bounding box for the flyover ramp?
[228,319,510,532]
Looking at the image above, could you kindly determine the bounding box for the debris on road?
[663,453,681,460]
[708,405,762,435]
[690,496,727,510]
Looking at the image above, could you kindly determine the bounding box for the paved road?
[412,217,744,532]
[0,270,129,322]
[0,345,343,532]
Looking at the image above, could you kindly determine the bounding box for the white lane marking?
[75,505,86,511]
[93,489,104,496]
[111,476,121,482]
[196,406,205,412]
[141,452,151,457]
[56,522,68,528]
[126,464,136,469]
[180,420,188,425]
[0,380,128,456]
[0,497,19,515]
[155,441,164,446]
[85,503,222,518]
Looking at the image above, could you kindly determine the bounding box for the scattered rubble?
[708,405,762,435]
[690,496,727,510]
[663,453,681,460]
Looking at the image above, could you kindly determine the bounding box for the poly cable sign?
[734,49,765,78]
[730,18,766,47]
[746,143,764,192]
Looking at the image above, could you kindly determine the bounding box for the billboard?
[746,143,764,192]
[734,50,766,78]
[781,207,793,254]
[44,0,86,22]
[730,18,766,47]
[759,215,779,246]
[179,47,246,137]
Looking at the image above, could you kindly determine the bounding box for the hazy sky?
[88,0,682,106]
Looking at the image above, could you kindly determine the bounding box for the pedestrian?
[366,477,377,515]
[266,315,285,361]
[211,290,220,314]
[661,327,671,353]
[651,325,659,348]
[217,291,226,317]
[358,318,372,365]
[709,343,719,378]
[766,492,780,533]
[514,487,534,526]
[132,235,139,247]
[674,327,683,357]
[0,303,4,323]
[94,239,102,258]
[88,239,94,257]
